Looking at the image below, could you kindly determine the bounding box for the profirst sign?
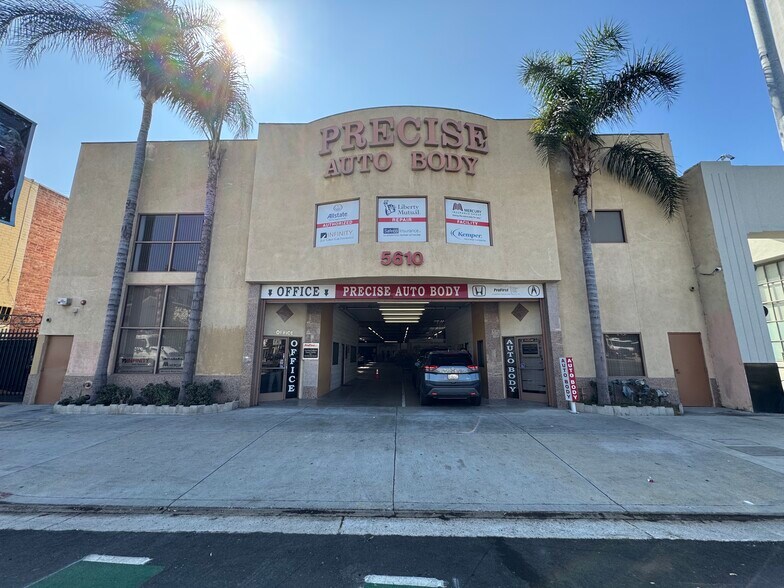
[320,116,488,178]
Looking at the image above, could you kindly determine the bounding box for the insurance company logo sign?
[262,283,545,300]
[377,196,427,243]
[445,198,490,246]
[315,200,359,247]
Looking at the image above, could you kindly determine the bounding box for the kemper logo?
[452,202,464,211]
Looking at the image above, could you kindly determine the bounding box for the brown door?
[35,336,73,404]
[668,332,713,406]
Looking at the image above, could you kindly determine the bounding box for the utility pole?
[747,0,784,151]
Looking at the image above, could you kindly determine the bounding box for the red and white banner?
[445,198,491,246]
[377,197,427,242]
[315,200,359,247]
[336,284,468,300]
[559,357,579,402]
[261,283,544,300]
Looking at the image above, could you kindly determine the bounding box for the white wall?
[331,307,359,390]
[498,302,542,337]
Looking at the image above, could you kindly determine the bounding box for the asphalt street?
[2,529,783,587]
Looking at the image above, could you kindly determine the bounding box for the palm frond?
[601,139,686,217]
[0,0,121,67]
[594,47,683,125]
[575,20,628,83]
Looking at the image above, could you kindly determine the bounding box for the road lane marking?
[364,575,447,587]
[83,554,151,565]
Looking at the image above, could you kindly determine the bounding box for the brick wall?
[13,185,68,317]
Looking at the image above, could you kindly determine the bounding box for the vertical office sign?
[315,199,359,247]
[0,102,36,227]
[503,336,519,398]
[286,338,302,398]
[445,198,491,246]
[377,196,427,242]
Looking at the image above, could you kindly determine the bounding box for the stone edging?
[53,400,239,415]
[575,402,676,416]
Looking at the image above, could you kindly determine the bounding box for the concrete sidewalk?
[1,402,783,518]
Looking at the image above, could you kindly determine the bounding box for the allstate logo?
[333,203,343,212]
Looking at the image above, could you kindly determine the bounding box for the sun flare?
[217,1,278,76]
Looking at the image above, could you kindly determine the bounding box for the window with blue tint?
[132,214,203,271]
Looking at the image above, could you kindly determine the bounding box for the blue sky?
[1,0,782,196]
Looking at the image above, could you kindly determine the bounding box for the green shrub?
[184,379,222,405]
[140,381,179,406]
[72,394,90,406]
[58,397,71,406]
[95,384,133,406]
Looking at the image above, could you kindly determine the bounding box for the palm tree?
[518,22,686,405]
[0,0,218,391]
[172,35,253,398]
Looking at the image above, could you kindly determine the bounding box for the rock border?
[53,400,239,415]
[575,402,676,416]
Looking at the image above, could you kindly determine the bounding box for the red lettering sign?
[335,284,468,300]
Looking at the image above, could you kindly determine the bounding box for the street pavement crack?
[168,409,308,508]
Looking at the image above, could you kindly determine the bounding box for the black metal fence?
[0,328,38,401]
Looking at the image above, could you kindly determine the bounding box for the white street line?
[401,377,406,407]
[82,554,151,565]
[365,575,446,587]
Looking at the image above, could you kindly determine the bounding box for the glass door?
[259,337,286,401]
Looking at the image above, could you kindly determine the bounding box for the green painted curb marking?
[30,561,163,587]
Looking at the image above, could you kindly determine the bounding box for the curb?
[52,400,239,415]
[1,502,782,523]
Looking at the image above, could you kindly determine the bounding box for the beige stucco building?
[21,107,784,412]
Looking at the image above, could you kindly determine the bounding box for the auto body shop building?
[22,107,784,412]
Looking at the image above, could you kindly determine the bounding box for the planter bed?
[53,400,239,415]
[575,402,677,416]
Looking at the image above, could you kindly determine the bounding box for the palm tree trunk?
[179,146,223,399]
[576,177,611,405]
[92,98,154,392]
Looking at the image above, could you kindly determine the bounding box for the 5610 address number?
[380,251,424,266]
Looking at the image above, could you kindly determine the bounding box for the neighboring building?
[20,107,782,412]
[684,162,784,412]
[0,178,68,329]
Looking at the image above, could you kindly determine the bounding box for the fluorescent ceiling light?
[378,301,428,305]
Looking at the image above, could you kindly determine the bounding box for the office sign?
[503,337,519,398]
[0,102,36,227]
[303,342,319,359]
[445,198,491,246]
[286,338,302,399]
[377,196,427,242]
[315,200,359,247]
[468,283,544,299]
[560,356,579,402]
[262,283,542,300]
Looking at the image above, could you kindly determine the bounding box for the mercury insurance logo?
[452,202,463,211]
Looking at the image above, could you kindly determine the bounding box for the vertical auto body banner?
[445,198,491,246]
[377,196,427,242]
[0,102,36,227]
[315,199,359,247]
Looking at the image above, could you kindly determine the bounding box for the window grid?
[132,213,203,272]
[115,285,193,374]
[0,306,11,322]
[757,260,784,385]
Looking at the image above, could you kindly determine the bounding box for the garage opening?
[321,301,473,406]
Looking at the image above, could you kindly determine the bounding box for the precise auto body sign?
[315,200,359,247]
[262,283,544,300]
[445,198,491,246]
[377,197,427,242]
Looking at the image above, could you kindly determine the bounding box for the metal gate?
[0,328,38,401]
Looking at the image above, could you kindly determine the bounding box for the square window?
[122,286,165,328]
[604,333,645,377]
[588,211,626,243]
[132,243,171,272]
[116,328,159,373]
[137,215,175,241]
[175,215,204,241]
[132,214,202,272]
[158,329,186,372]
[171,243,199,272]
